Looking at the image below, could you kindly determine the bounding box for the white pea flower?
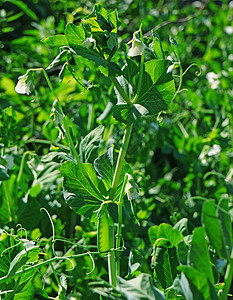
[15,73,33,95]
[83,37,96,50]
[125,174,139,201]
[206,72,220,89]
[23,240,36,251]
[128,30,145,57]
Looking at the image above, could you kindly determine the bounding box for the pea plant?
[1,4,232,300]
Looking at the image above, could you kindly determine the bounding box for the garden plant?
[0,1,232,299]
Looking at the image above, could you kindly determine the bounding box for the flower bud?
[15,73,33,95]
[83,37,96,50]
[128,29,145,57]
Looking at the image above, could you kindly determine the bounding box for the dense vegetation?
[0,0,232,299]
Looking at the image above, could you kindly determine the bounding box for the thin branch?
[144,0,209,36]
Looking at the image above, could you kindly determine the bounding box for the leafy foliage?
[0,0,232,299]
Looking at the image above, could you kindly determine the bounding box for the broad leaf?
[202,199,232,260]
[152,246,179,289]
[113,59,175,123]
[177,266,218,300]
[79,125,104,163]
[148,223,183,247]
[188,227,214,284]
[152,32,164,59]
[118,273,165,300]
[94,147,132,192]
[42,35,68,47]
[61,161,104,216]
[65,23,85,46]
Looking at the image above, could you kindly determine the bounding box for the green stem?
[110,76,132,105]
[108,240,116,287]
[136,51,144,97]
[109,123,133,200]
[221,248,233,300]
[3,181,15,223]
[24,138,69,151]
[106,123,133,287]
[173,63,183,99]
[132,51,144,104]
[116,174,128,276]
[17,151,34,184]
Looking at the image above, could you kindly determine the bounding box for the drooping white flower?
[128,30,145,57]
[206,72,220,89]
[83,37,96,50]
[15,73,33,95]
[125,174,139,201]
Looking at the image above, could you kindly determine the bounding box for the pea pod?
[97,207,114,258]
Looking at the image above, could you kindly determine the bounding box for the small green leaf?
[123,58,139,84]
[94,147,132,192]
[9,0,39,21]
[50,99,64,125]
[149,223,183,247]
[62,161,104,216]
[79,125,104,163]
[65,23,86,46]
[169,37,180,62]
[128,249,143,275]
[42,35,68,47]
[152,31,164,59]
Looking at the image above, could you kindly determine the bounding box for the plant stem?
[109,123,133,200]
[116,174,128,276]
[136,51,144,97]
[3,181,15,223]
[106,123,133,287]
[221,248,233,300]
[17,151,34,184]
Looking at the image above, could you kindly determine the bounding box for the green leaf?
[148,223,183,247]
[94,147,132,192]
[8,0,39,21]
[188,227,214,284]
[177,240,188,265]
[42,35,68,47]
[152,246,179,289]
[173,218,189,236]
[123,58,139,84]
[108,9,119,29]
[113,59,175,123]
[128,249,143,275]
[61,161,104,216]
[152,32,165,59]
[218,199,232,258]
[65,23,86,46]
[79,125,104,163]
[118,273,165,300]
[50,99,64,125]
[177,266,218,300]
[202,199,232,260]
[169,37,180,62]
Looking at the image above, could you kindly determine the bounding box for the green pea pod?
[97,208,114,258]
